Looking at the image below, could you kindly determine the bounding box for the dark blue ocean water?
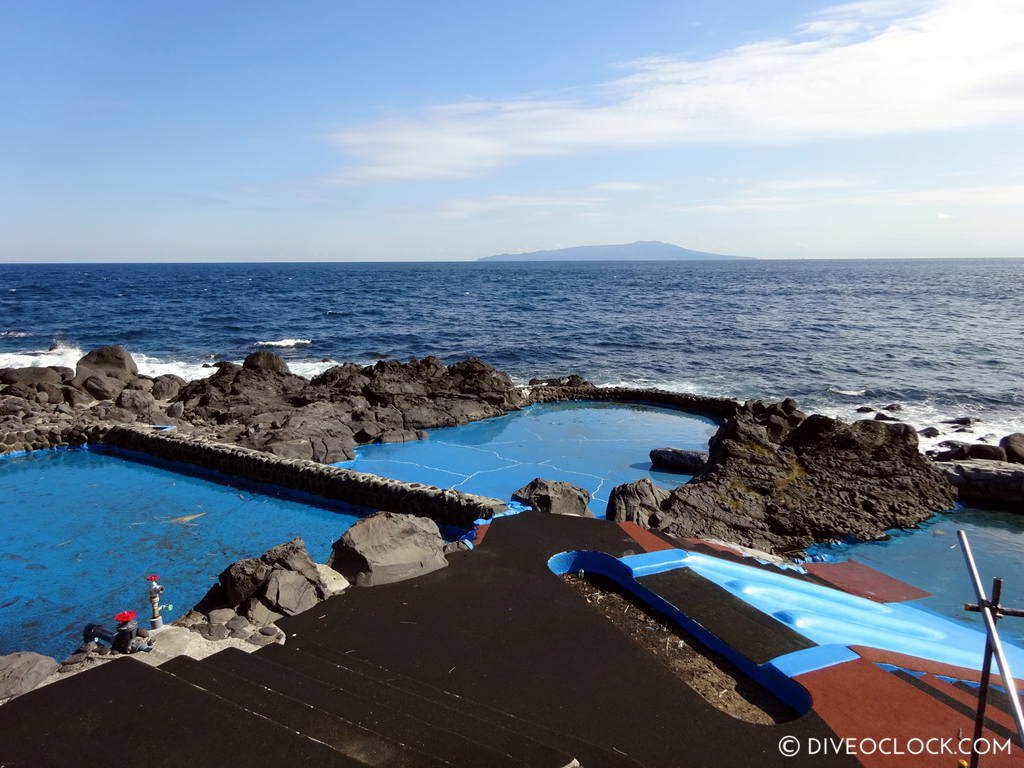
[2,259,1024,653]
[2,259,1022,438]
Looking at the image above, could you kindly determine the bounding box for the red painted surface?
[916,673,1022,735]
[616,521,675,553]
[804,560,930,603]
[797,658,1022,766]
[471,524,490,548]
[851,646,1024,690]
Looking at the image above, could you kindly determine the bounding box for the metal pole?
[958,530,1024,747]
[969,577,1001,768]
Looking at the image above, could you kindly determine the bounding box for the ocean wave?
[0,331,30,338]
[828,388,867,397]
[254,338,312,348]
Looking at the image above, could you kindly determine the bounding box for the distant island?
[478,240,749,262]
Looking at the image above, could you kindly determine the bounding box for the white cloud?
[757,175,873,192]
[440,194,602,219]
[673,183,1024,213]
[594,182,650,192]
[330,0,1024,182]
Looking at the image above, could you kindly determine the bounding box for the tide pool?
[806,507,1024,646]
[0,447,369,659]
[335,401,719,517]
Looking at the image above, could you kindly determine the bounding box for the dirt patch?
[561,572,795,725]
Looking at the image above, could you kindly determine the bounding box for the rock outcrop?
[0,651,58,701]
[180,537,343,640]
[512,478,592,517]
[328,511,449,586]
[649,447,708,474]
[606,477,669,527]
[610,400,957,554]
[935,459,1024,504]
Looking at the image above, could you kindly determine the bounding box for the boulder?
[918,426,941,438]
[967,443,1007,461]
[81,375,126,401]
[0,651,58,700]
[512,478,592,517]
[1000,433,1024,464]
[242,596,285,626]
[328,511,448,587]
[0,367,62,386]
[75,345,138,384]
[218,558,271,606]
[243,351,291,374]
[151,374,185,401]
[607,477,670,528]
[315,563,350,598]
[261,537,324,594]
[649,447,708,474]
[874,412,898,422]
[263,569,320,616]
[115,388,157,418]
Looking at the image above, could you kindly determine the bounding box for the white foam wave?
[0,331,30,338]
[828,388,867,396]
[132,354,216,382]
[287,359,339,379]
[255,338,312,348]
[0,343,83,371]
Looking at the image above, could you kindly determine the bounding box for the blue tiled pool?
[336,401,719,516]
[0,447,369,659]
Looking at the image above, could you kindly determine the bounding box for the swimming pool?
[335,401,719,516]
[0,447,370,659]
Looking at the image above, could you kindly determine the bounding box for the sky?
[2,0,1023,262]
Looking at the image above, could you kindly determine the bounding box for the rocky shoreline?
[2,344,1022,556]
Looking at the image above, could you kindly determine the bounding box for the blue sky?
[2,0,1023,261]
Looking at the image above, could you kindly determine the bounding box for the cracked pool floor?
[335,401,718,517]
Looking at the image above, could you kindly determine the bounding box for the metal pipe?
[958,530,1024,745]
[969,577,1001,768]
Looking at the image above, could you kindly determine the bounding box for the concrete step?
[258,642,580,768]
[161,654,448,768]
[0,657,361,768]
[295,640,645,768]
[199,646,526,768]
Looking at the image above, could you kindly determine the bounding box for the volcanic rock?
[967,443,1007,461]
[328,511,448,587]
[244,351,291,374]
[116,388,158,418]
[261,537,324,594]
[607,477,670,528]
[0,367,62,386]
[1000,433,1024,464]
[649,447,708,474]
[0,651,58,700]
[528,375,593,388]
[74,345,138,384]
[640,402,956,554]
[151,374,185,401]
[81,375,126,401]
[512,478,592,517]
[263,570,320,616]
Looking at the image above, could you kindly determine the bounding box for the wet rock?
[328,511,448,587]
[918,426,941,438]
[855,406,874,413]
[967,444,1007,461]
[607,477,670,528]
[649,447,708,474]
[1000,433,1024,464]
[512,478,592,517]
[243,351,291,374]
[0,651,58,700]
[873,412,898,422]
[943,417,977,426]
[883,403,903,412]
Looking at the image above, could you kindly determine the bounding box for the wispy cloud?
[594,182,650,192]
[673,182,1024,213]
[440,194,602,219]
[329,0,1024,183]
[756,175,873,192]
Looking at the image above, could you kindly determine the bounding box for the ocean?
[2,258,1024,645]
[2,259,1022,445]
